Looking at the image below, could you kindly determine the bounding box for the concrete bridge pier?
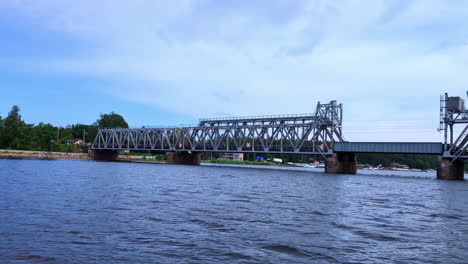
[325,153,357,174]
[166,151,201,165]
[437,157,464,180]
[91,150,119,161]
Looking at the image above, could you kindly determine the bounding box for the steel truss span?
[92,101,344,156]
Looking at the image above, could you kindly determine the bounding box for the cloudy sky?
[1,0,467,141]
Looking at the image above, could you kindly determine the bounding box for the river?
[1,158,467,263]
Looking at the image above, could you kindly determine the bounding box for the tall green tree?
[32,123,57,151]
[2,105,24,149]
[0,114,3,147]
[70,124,98,143]
[15,124,34,150]
[96,112,129,128]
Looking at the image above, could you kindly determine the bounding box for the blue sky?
[1,0,467,141]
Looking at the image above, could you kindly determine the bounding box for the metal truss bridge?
[92,101,344,156]
[91,92,468,180]
[91,92,468,160]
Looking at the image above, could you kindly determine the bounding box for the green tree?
[2,105,24,149]
[70,124,98,143]
[59,128,74,142]
[85,125,98,143]
[31,123,57,151]
[96,112,129,128]
[15,124,34,150]
[0,114,3,148]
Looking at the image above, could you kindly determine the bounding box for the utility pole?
[83,129,87,143]
[56,127,60,142]
[50,139,55,152]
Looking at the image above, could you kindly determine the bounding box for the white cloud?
[2,0,468,141]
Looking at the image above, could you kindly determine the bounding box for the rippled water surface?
[1,159,467,264]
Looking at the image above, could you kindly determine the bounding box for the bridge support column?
[91,150,119,161]
[325,153,357,174]
[166,151,201,165]
[437,157,464,180]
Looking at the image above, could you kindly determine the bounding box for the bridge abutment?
[325,153,357,174]
[166,151,201,165]
[91,150,119,161]
[437,157,464,180]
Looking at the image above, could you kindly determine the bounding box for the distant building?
[219,153,244,161]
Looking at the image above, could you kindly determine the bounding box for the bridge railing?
[199,113,316,122]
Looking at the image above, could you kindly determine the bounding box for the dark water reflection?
[1,159,467,263]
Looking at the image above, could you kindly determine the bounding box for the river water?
[1,158,467,264]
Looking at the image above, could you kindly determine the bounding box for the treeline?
[356,153,437,170]
[0,105,128,152]
[243,153,437,170]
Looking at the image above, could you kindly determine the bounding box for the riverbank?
[0,149,90,160]
[0,150,436,173]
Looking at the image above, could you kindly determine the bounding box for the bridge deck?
[334,142,443,155]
